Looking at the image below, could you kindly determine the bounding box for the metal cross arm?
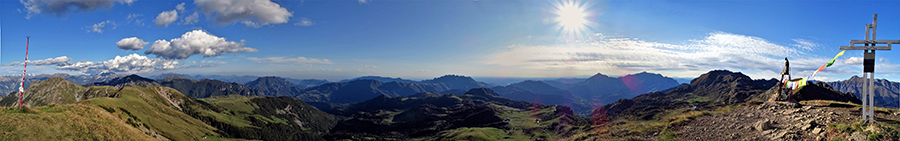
[839,40,900,50]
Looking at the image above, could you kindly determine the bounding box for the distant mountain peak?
[247,76,294,86]
[163,76,191,81]
[422,74,490,89]
[632,72,663,77]
[253,76,290,82]
[97,72,117,76]
[465,88,499,97]
[690,70,753,86]
[84,74,158,87]
[587,73,611,80]
[340,76,416,83]
[122,74,153,80]
[431,74,474,80]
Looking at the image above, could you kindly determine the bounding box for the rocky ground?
[676,101,900,141]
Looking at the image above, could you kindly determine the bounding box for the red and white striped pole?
[18,36,29,108]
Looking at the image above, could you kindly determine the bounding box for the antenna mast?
[18,36,29,108]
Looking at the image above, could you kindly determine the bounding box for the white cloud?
[145,30,259,60]
[154,10,178,27]
[359,0,369,4]
[791,38,819,51]
[365,65,377,68]
[294,17,314,26]
[195,0,292,27]
[56,54,179,74]
[839,57,900,74]
[844,57,863,65]
[126,13,144,26]
[248,57,332,64]
[84,20,116,33]
[176,2,186,11]
[116,37,149,50]
[1,56,72,66]
[484,32,831,77]
[20,0,135,19]
[181,12,200,25]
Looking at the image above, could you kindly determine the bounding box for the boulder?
[754,119,772,131]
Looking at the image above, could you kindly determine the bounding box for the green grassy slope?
[432,104,586,141]
[0,105,155,141]
[0,78,228,140]
[0,77,118,107]
[323,89,590,140]
[82,86,222,140]
[186,95,337,141]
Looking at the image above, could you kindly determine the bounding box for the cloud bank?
[56,54,178,73]
[195,0,292,27]
[484,32,843,78]
[20,0,135,19]
[1,56,72,66]
[145,30,258,60]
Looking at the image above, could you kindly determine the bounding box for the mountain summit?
[245,76,303,97]
[566,72,680,106]
[422,75,492,90]
[84,74,159,87]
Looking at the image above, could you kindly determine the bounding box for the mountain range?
[338,76,419,83]
[827,76,900,108]
[84,75,265,98]
[0,73,126,96]
[1,77,587,140]
[0,77,340,140]
[153,73,330,88]
[249,75,493,104]
[592,70,860,122]
[4,69,895,140]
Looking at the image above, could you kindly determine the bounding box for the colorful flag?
[826,50,846,67]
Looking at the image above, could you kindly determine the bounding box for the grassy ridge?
[83,86,221,140]
[188,95,337,141]
[0,105,155,141]
[0,84,237,140]
[0,77,333,140]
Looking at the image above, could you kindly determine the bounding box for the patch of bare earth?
[675,101,900,141]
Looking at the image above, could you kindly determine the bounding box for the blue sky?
[1,0,900,82]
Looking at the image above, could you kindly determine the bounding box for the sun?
[553,0,593,42]
[556,3,587,30]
